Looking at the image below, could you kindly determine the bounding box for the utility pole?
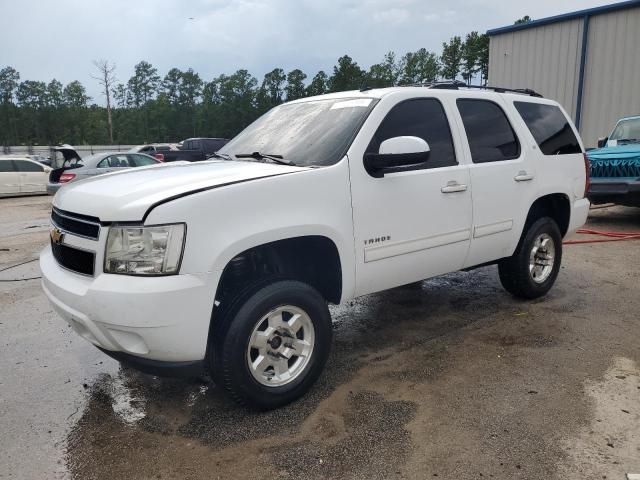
[92,59,116,144]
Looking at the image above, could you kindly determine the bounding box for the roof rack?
[405,80,543,98]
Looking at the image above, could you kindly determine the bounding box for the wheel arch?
[524,193,571,237]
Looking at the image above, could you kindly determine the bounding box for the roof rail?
[422,80,543,98]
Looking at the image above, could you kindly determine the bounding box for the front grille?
[590,158,640,178]
[51,240,95,276]
[51,208,100,239]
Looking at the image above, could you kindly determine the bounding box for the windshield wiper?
[208,151,233,160]
[235,152,296,166]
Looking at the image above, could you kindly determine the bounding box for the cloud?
[0,0,606,103]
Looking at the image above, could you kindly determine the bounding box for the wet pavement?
[1,195,639,479]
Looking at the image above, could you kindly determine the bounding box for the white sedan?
[0,156,52,197]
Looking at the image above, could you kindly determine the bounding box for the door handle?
[441,181,468,193]
[514,171,534,182]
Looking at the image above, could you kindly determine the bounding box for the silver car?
[47,151,160,195]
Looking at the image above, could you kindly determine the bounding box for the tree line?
[0,31,490,147]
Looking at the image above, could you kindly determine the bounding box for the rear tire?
[211,280,332,410]
[498,217,562,299]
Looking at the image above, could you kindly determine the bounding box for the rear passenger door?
[454,97,536,267]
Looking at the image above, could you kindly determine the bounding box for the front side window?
[457,99,520,163]
[219,97,378,167]
[13,160,43,172]
[514,102,582,155]
[366,98,457,169]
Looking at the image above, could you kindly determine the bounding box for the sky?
[1,0,608,103]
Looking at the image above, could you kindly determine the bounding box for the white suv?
[41,85,590,409]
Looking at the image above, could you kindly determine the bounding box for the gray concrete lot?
[1,195,639,480]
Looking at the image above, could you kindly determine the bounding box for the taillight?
[59,173,76,183]
[154,153,164,162]
[583,153,591,197]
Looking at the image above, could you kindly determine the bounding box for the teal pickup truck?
[587,115,640,207]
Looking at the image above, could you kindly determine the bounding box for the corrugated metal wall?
[488,19,583,118]
[488,5,640,147]
[580,7,640,146]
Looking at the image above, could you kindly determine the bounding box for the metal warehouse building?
[487,0,640,147]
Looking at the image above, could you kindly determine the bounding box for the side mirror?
[597,137,608,148]
[364,136,430,178]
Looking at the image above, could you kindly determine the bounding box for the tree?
[461,32,481,84]
[306,71,328,96]
[162,68,182,104]
[127,61,160,140]
[367,51,400,88]
[179,68,203,107]
[0,67,20,144]
[514,15,533,24]
[46,80,64,108]
[398,48,439,85]
[112,83,129,108]
[257,68,286,112]
[63,81,90,107]
[477,34,490,85]
[92,59,117,143]
[329,55,365,92]
[285,69,307,101]
[440,36,463,81]
[127,61,160,107]
[0,66,19,105]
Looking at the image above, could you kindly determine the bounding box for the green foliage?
[461,31,480,84]
[477,34,490,85]
[398,48,439,85]
[329,55,365,92]
[367,51,401,88]
[285,69,307,101]
[306,71,328,96]
[514,15,533,25]
[1,29,491,146]
[440,36,463,80]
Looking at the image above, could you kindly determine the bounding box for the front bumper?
[588,178,640,207]
[40,245,218,365]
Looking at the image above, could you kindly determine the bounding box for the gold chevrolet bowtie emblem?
[50,227,64,245]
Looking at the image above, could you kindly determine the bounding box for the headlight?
[104,224,186,275]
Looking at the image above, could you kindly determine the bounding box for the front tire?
[212,280,332,410]
[498,217,562,299]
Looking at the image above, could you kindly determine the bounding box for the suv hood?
[53,160,306,221]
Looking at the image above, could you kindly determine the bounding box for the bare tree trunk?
[92,60,116,144]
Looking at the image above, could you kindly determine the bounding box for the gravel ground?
[0,195,639,480]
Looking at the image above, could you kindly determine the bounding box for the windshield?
[609,117,640,144]
[218,97,377,167]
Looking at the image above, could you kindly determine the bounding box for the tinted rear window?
[457,99,520,163]
[514,102,582,155]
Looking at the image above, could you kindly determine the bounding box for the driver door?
[349,96,472,296]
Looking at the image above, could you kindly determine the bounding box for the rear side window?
[514,102,582,155]
[127,154,157,167]
[457,99,520,163]
[0,161,16,172]
[99,155,130,168]
[14,160,43,172]
[367,98,457,169]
